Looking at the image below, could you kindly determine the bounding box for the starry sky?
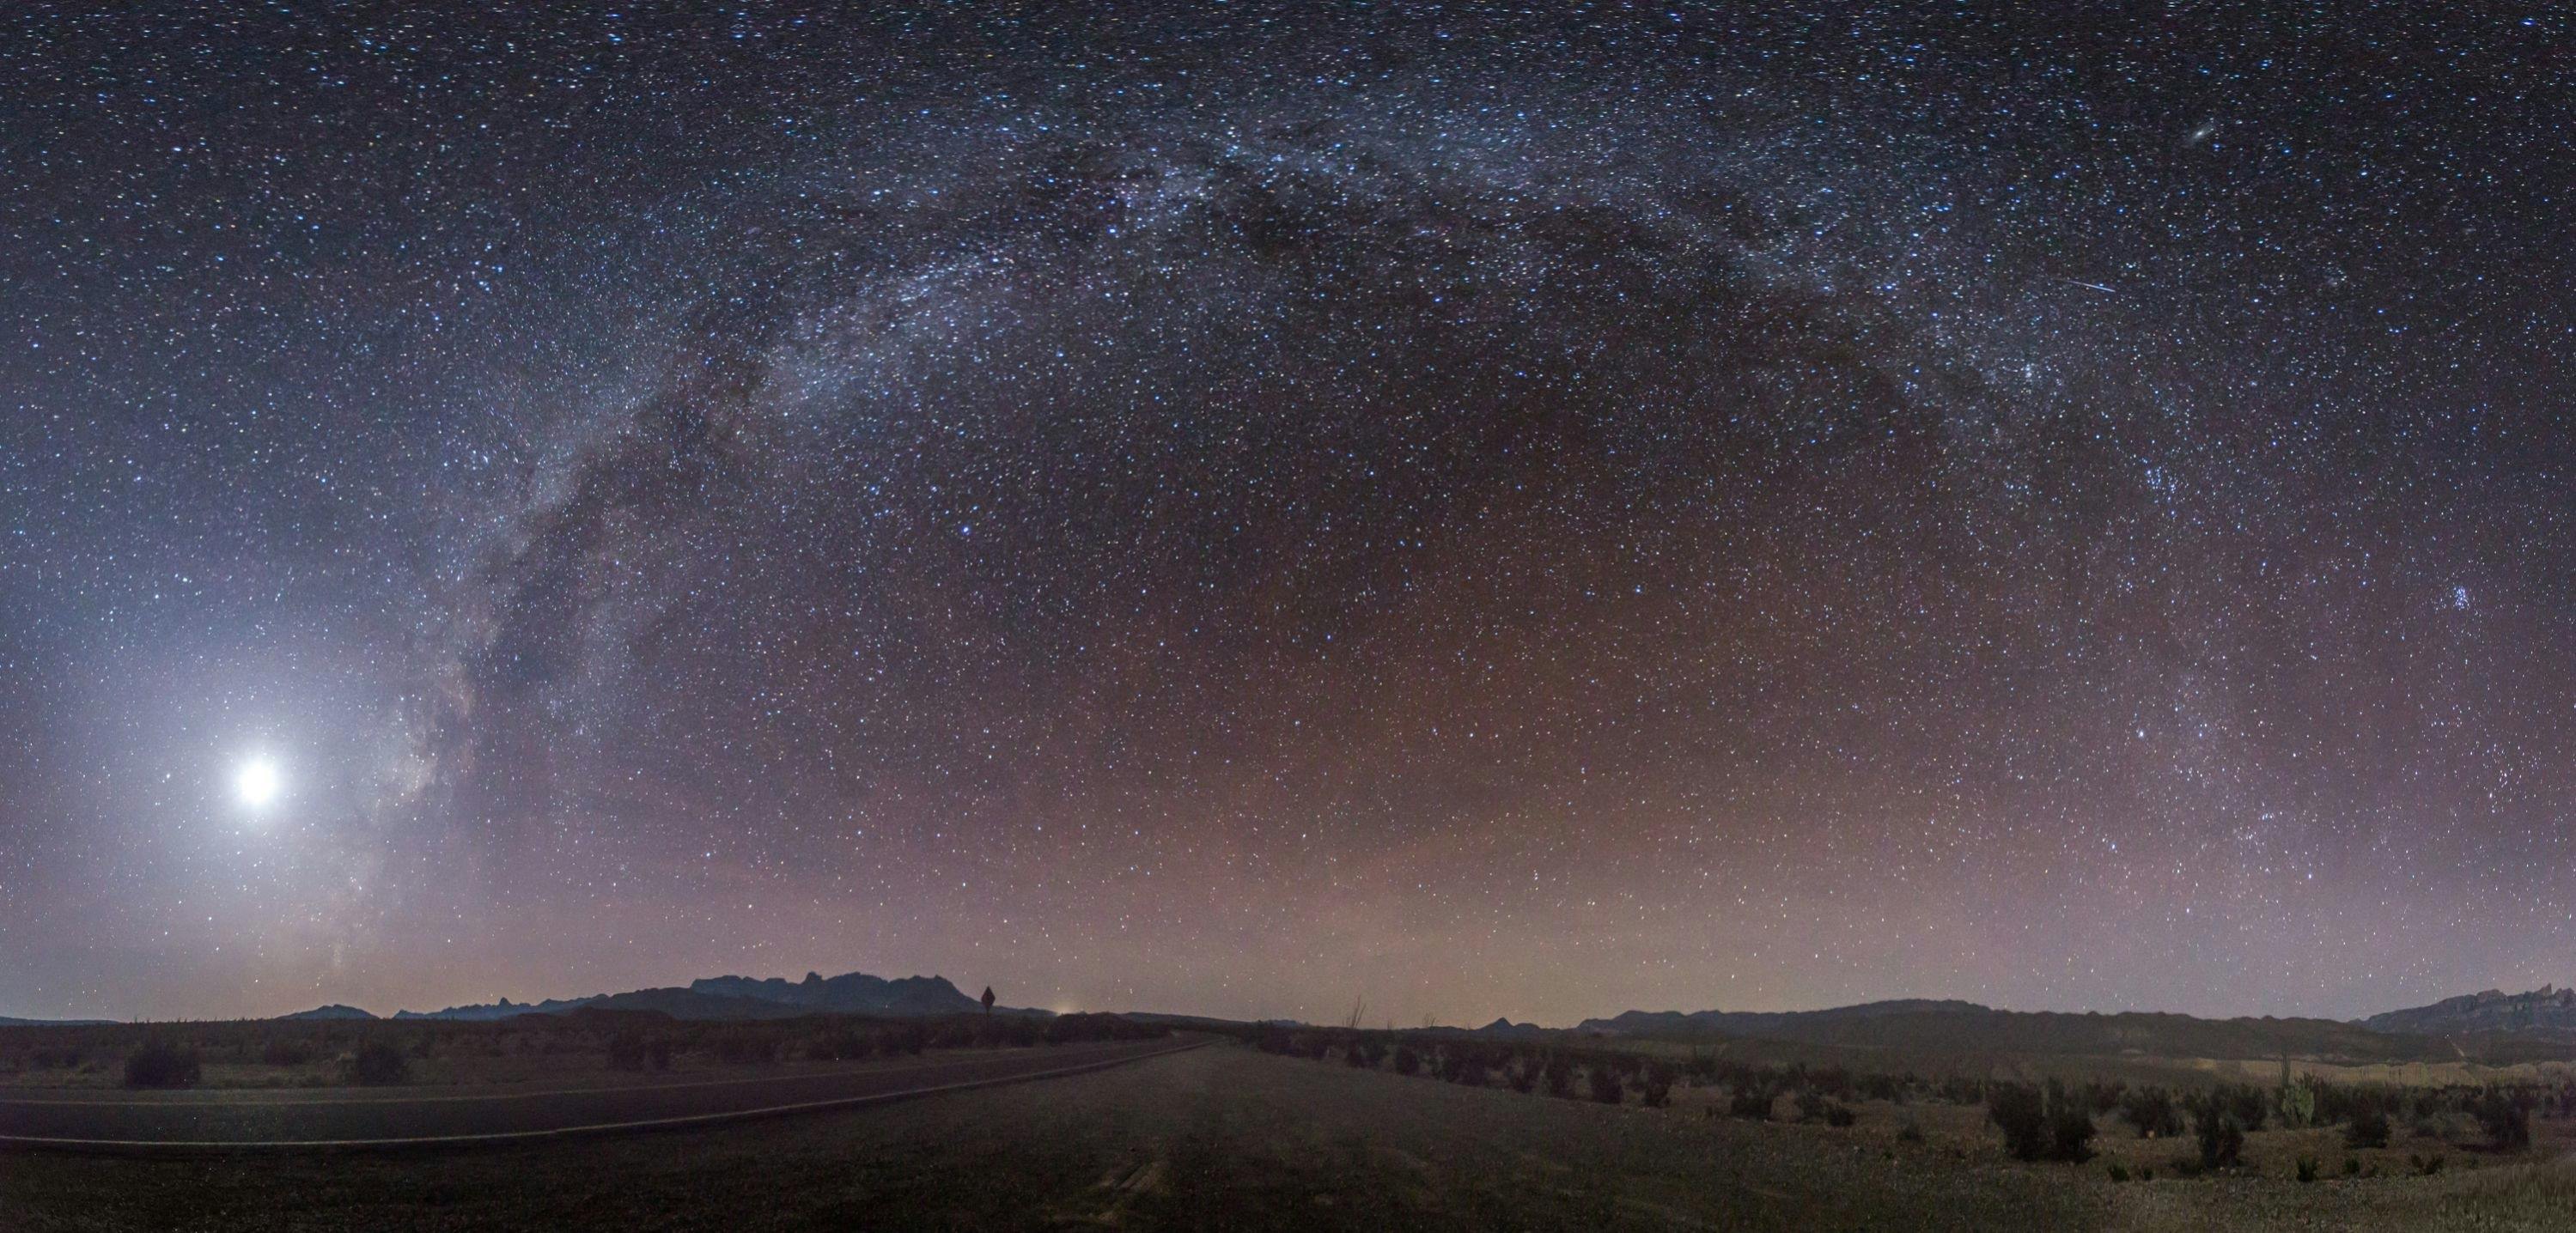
[4,3,2573,1026]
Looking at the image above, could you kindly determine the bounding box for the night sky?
[5,4,2573,1027]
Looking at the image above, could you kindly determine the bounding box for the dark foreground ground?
[0,1037,1193,1145]
[5,1043,2575,1231]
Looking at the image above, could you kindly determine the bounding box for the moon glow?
[234,757,282,809]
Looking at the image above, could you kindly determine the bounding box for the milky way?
[4,4,2573,1024]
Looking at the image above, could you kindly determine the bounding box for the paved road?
[0,1036,1205,1150]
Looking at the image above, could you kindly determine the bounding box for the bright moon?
[234,757,283,808]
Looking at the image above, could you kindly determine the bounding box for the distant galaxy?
[3,4,2573,1025]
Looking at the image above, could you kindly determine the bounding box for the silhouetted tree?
[1448,1045,1491,1087]
[1988,1084,2049,1160]
[1985,1080,2094,1163]
[2194,1100,2245,1169]
[2118,1085,2183,1139]
[123,1038,201,1089]
[1588,1063,1625,1104]
[351,1040,412,1085]
[2475,1090,2533,1151]
[2046,1080,2097,1163]
[1641,1063,1674,1108]
[2220,1082,2268,1133]
[259,1036,314,1067]
[1544,1053,1574,1098]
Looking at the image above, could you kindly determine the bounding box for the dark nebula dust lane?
[3,4,2573,1026]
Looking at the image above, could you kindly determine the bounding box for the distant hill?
[1576,999,1987,1039]
[2362,986,2576,1039]
[387,969,1041,1022]
[1472,1018,1550,1040]
[1573,999,2481,1063]
[690,971,1032,1017]
[282,1005,377,1021]
[0,1016,115,1027]
[392,994,605,1021]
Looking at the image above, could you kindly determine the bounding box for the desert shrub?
[1988,1084,2049,1160]
[1641,1064,1673,1108]
[713,1032,778,1065]
[2295,1155,2319,1183]
[350,1040,411,1085]
[1446,1048,1491,1088]
[608,1031,677,1071]
[1812,1066,1854,1101]
[2474,1090,2532,1151]
[2119,1085,2184,1139]
[2343,1156,2360,1175]
[2218,1083,2268,1133]
[2278,1078,2317,1129]
[1544,1054,1574,1098]
[123,1038,202,1089]
[2084,1080,2126,1115]
[2105,1163,2129,1182]
[2410,1109,2470,1142]
[2345,1105,2392,1149]
[2311,1078,2390,1127]
[1794,1088,1829,1121]
[1990,1082,2093,1163]
[2193,1102,2244,1170]
[2049,1083,2098,1164]
[1392,1044,1421,1077]
[1683,1053,1718,1084]
[2413,1153,2445,1176]
[1731,1085,1773,1121]
[1896,1118,1924,1144]
[1588,1064,1625,1105]
[259,1037,314,1067]
[1507,1057,1538,1093]
[810,1028,874,1063]
[1824,1102,1856,1127]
